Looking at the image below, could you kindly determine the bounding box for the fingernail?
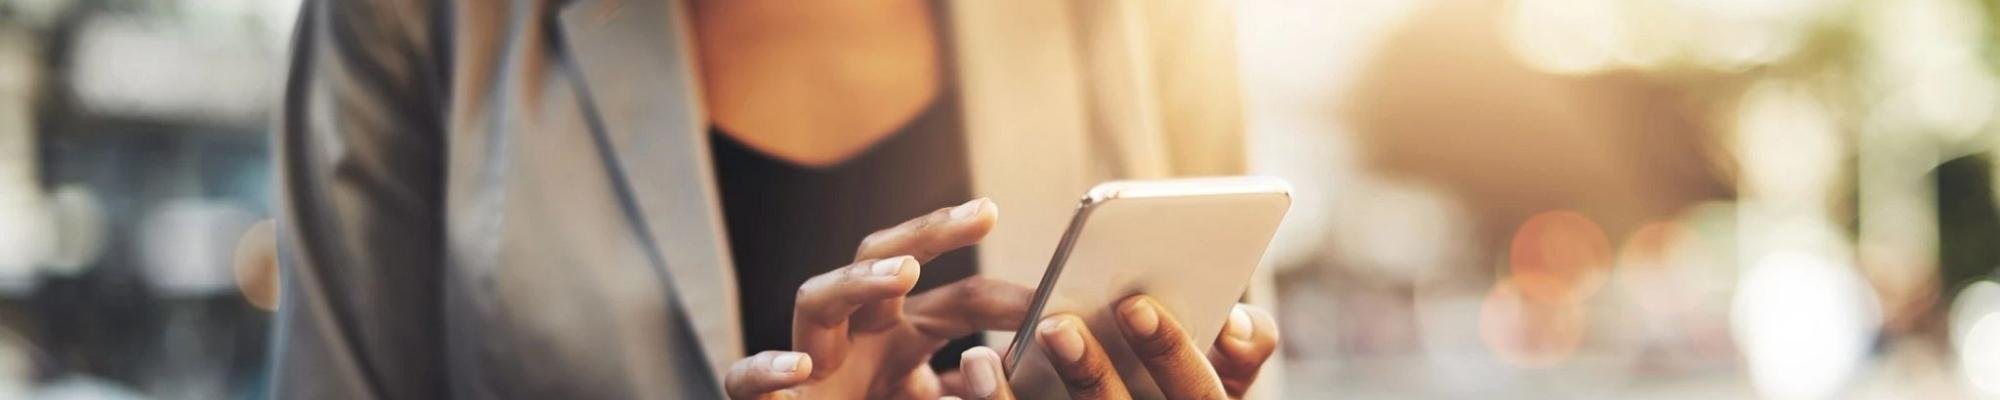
[772,352,807,373]
[963,347,1000,399]
[1226,306,1254,342]
[1039,317,1087,362]
[951,198,986,220]
[870,257,908,277]
[1121,297,1160,336]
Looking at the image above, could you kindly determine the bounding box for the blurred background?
[0,0,1996,398]
[0,0,289,398]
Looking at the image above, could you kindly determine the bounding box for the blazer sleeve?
[271,0,450,398]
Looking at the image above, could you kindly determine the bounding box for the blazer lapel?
[556,0,743,379]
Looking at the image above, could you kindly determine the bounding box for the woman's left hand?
[724,199,1036,399]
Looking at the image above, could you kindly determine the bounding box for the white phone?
[1003,176,1292,399]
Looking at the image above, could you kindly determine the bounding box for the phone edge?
[1002,193,1104,376]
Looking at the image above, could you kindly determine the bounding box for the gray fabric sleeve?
[270,0,449,398]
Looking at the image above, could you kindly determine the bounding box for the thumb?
[725,351,811,400]
[957,346,1016,400]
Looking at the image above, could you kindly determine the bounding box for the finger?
[853,198,997,263]
[849,199,996,332]
[940,369,968,396]
[958,346,1016,400]
[724,351,811,400]
[887,364,943,400]
[1208,304,1279,398]
[940,341,1017,396]
[1115,296,1226,400]
[880,277,1034,379]
[793,256,920,376]
[904,277,1035,339]
[1037,314,1132,400]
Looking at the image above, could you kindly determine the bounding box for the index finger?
[792,256,921,376]
[848,198,996,330]
[1115,296,1227,400]
[1036,314,1132,400]
[853,198,996,263]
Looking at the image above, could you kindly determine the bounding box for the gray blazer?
[273,0,1256,398]
[279,0,735,397]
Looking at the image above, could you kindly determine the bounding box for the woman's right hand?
[723,198,1037,400]
[949,296,1280,400]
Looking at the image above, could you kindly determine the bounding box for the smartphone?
[1004,176,1292,399]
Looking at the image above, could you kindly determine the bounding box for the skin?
[690,0,943,168]
[994,299,1281,400]
[723,200,1282,399]
[723,198,1023,399]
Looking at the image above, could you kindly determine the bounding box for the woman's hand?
[724,199,1035,399]
[953,296,1281,400]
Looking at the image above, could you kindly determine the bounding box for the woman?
[272,0,1276,398]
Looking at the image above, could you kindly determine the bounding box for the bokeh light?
[137,199,261,297]
[1861,0,1995,142]
[1612,209,1745,370]
[44,184,107,276]
[1956,281,2000,352]
[1508,210,1612,306]
[1672,0,1834,70]
[1962,314,2000,396]
[1731,251,1881,399]
[1616,221,1699,317]
[1502,0,1620,74]
[1953,280,2000,396]
[1501,0,1834,74]
[1670,0,1836,21]
[1734,81,1842,207]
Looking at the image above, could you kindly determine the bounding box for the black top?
[710,93,980,367]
